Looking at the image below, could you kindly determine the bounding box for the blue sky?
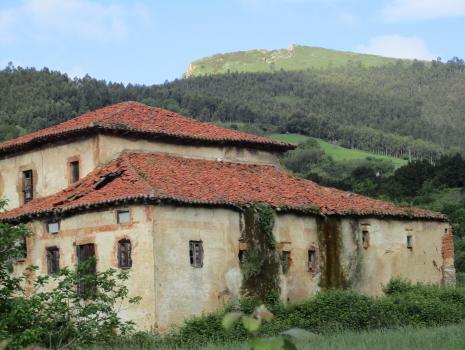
[1,0,464,84]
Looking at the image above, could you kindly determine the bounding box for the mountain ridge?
[185,44,412,77]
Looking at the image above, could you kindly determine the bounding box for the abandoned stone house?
[0,101,455,331]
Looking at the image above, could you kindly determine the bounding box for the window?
[15,237,27,260]
[47,221,60,234]
[116,209,130,224]
[77,243,96,295]
[22,170,33,203]
[189,240,203,268]
[238,249,246,264]
[118,239,132,269]
[407,235,413,249]
[362,230,370,249]
[280,250,291,274]
[70,160,80,183]
[308,247,318,272]
[46,247,60,275]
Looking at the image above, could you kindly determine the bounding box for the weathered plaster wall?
[273,213,320,302]
[151,205,242,331]
[20,205,156,331]
[0,136,99,209]
[14,204,454,331]
[98,134,280,166]
[336,217,452,295]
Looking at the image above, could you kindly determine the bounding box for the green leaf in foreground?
[242,316,261,333]
[222,312,243,330]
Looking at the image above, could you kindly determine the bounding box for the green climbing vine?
[239,203,281,302]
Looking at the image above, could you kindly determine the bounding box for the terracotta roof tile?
[0,102,293,155]
[0,152,446,222]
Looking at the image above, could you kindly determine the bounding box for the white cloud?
[355,35,436,60]
[383,0,465,21]
[0,0,150,43]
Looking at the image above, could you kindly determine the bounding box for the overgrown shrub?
[0,203,140,349]
[155,279,465,348]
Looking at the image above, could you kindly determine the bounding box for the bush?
[155,280,465,348]
[0,205,140,349]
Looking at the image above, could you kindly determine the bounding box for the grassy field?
[185,45,406,77]
[269,133,407,167]
[92,322,465,350]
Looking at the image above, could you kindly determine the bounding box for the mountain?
[185,45,407,77]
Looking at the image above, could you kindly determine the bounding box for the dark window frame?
[116,209,131,224]
[76,243,96,296]
[69,160,80,183]
[362,230,370,249]
[407,235,413,249]
[280,250,291,274]
[308,247,318,272]
[47,220,60,234]
[189,240,204,268]
[22,170,33,203]
[117,239,132,269]
[46,246,60,275]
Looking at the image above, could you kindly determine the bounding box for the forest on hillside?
[1,58,465,161]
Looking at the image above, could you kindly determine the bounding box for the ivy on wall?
[239,203,281,302]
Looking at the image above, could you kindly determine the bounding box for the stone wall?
[16,205,156,330]
[15,204,454,331]
[0,136,99,209]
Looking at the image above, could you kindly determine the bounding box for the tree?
[0,199,141,349]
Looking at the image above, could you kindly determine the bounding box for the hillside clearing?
[269,133,407,167]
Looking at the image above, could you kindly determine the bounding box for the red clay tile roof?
[0,152,446,222]
[0,102,293,156]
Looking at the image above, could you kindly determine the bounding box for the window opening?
[407,235,413,249]
[47,221,60,234]
[189,240,203,268]
[46,246,60,275]
[23,170,33,202]
[118,239,132,269]
[362,230,370,249]
[70,160,80,183]
[308,248,318,272]
[77,243,96,295]
[117,209,130,224]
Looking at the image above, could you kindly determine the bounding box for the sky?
[1,0,464,85]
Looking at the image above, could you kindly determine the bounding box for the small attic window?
[407,235,413,249]
[362,230,370,249]
[47,221,60,234]
[117,209,130,224]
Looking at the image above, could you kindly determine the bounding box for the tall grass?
[88,322,465,350]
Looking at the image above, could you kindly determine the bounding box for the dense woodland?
[1,58,465,160]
